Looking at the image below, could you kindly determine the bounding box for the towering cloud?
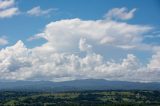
[30,18,151,52]
[0,38,160,82]
[0,7,160,82]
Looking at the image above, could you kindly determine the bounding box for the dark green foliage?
[0,90,160,106]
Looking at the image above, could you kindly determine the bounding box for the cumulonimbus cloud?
[0,7,160,82]
[29,18,151,51]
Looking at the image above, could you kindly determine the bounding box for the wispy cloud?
[145,34,160,38]
[0,36,8,45]
[27,33,44,41]
[144,30,160,38]
[27,6,56,16]
[0,0,19,18]
[0,0,14,9]
[104,7,136,20]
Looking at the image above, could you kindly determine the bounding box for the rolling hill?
[0,79,160,92]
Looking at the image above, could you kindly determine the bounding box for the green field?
[0,90,160,106]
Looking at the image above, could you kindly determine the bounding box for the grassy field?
[0,90,160,106]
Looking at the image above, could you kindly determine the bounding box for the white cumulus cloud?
[0,39,160,82]
[79,38,92,53]
[148,49,160,70]
[30,18,151,52]
[0,7,160,82]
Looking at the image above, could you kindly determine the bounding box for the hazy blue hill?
[0,79,160,91]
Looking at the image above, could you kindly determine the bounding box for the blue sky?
[0,0,160,82]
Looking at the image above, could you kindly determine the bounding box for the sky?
[0,0,160,82]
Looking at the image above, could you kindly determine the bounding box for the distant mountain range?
[0,79,160,92]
